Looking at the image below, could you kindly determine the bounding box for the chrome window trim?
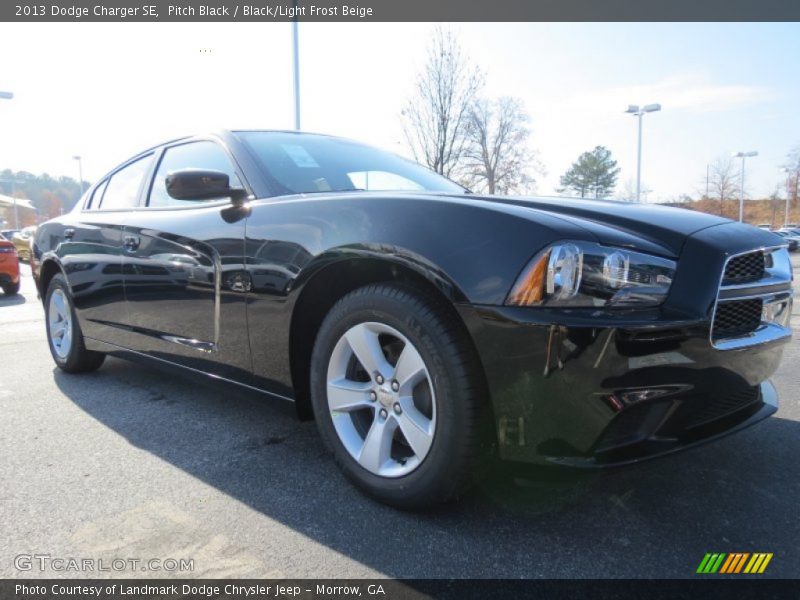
[710,245,793,350]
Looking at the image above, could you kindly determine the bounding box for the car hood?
[449,194,736,259]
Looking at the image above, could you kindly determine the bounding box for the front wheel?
[310,283,490,509]
[45,274,105,373]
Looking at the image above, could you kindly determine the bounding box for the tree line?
[0,169,85,223]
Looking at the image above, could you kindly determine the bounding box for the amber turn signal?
[507,250,550,306]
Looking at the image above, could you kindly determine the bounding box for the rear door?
[121,139,252,382]
[64,153,154,344]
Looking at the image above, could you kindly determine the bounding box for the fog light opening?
[604,385,693,411]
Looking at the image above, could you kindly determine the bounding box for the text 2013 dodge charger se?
[32,131,793,508]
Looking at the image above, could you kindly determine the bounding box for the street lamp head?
[733,151,758,158]
[72,155,81,161]
[0,91,13,100]
[626,103,661,115]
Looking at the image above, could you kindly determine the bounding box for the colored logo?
[696,553,773,574]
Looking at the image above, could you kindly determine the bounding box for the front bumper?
[545,380,777,468]
[460,304,789,467]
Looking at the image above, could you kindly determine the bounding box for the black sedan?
[31,131,794,509]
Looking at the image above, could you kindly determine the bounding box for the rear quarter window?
[86,179,109,210]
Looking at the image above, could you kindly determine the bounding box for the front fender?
[290,243,469,304]
[245,193,594,305]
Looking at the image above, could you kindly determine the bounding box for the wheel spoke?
[52,292,66,319]
[49,290,74,358]
[345,324,391,378]
[358,416,396,472]
[51,322,66,339]
[61,323,72,352]
[397,397,434,458]
[328,378,373,412]
[393,343,427,393]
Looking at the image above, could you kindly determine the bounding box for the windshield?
[236,131,465,196]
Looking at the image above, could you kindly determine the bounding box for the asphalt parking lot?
[1,256,799,580]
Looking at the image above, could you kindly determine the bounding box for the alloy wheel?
[326,321,437,477]
[48,288,73,359]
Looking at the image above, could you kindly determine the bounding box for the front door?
[121,139,252,382]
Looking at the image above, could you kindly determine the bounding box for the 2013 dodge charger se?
[32,131,793,508]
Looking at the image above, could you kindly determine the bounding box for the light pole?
[733,151,758,223]
[625,103,661,203]
[72,155,84,195]
[291,1,300,131]
[1,91,17,228]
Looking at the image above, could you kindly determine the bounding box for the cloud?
[564,73,771,114]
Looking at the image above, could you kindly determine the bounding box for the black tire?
[310,283,491,509]
[2,281,20,295]
[44,274,105,373]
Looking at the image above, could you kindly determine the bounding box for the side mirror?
[165,169,248,203]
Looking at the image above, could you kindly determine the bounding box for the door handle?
[123,235,140,251]
[63,228,75,240]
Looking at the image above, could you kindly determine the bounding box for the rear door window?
[99,154,153,210]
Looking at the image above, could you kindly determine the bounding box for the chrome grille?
[712,299,763,342]
[722,251,765,285]
[710,245,793,349]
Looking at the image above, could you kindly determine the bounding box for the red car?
[0,234,20,295]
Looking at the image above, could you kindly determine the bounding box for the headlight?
[507,241,676,307]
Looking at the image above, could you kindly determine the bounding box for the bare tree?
[782,144,800,210]
[619,178,652,202]
[461,97,540,194]
[768,189,784,228]
[707,156,740,216]
[401,28,484,179]
[619,179,637,202]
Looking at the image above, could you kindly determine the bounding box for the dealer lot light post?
[733,151,758,222]
[625,103,661,203]
[72,155,84,195]
[291,2,300,130]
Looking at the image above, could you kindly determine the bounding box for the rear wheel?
[310,283,489,509]
[45,274,105,373]
[2,281,20,295]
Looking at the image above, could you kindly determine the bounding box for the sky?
[0,22,798,202]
